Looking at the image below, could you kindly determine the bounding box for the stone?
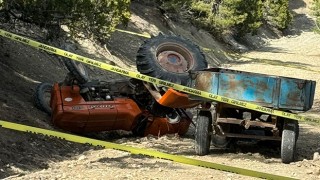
[313,152,320,161]
[313,169,320,175]
[78,155,87,161]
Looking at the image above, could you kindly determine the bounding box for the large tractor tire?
[34,82,53,116]
[136,34,208,86]
[195,111,212,155]
[281,119,299,164]
[62,44,89,84]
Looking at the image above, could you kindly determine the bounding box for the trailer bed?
[190,68,316,111]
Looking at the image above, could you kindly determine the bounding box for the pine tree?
[154,0,292,37]
[0,0,131,41]
[263,0,292,30]
[191,0,263,36]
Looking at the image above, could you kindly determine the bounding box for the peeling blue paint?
[192,68,316,111]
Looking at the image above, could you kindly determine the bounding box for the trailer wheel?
[136,34,208,86]
[62,45,89,84]
[34,82,53,116]
[281,119,299,163]
[195,111,212,155]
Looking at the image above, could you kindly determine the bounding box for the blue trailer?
[135,34,316,163]
[189,68,316,163]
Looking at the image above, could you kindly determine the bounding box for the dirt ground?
[1,0,320,179]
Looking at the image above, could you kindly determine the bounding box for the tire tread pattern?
[281,119,299,163]
[195,111,212,156]
[34,82,53,116]
[136,35,208,86]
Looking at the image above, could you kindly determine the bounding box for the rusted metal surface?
[191,68,316,111]
[157,51,188,73]
[279,78,315,110]
[216,118,276,129]
[156,42,194,73]
[193,71,214,92]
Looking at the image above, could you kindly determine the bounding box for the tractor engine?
[50,78,152,133]
[50,76,191,135]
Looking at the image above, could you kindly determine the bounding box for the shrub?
[262,0,292,30]
[158,0,292,37]
[191,0,263,36]
[312,0,320,32]
[0,0,131,41]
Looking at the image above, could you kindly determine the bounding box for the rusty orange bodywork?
[144,117,191,136]
[50,83,142,133]
[157,88,201,108]
[50,83,191,136]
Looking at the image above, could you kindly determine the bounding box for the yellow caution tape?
[0,120,296,180]
[115,29,152,38]
[0,29,318,124]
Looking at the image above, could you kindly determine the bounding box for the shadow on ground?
[297,124,320,160]
[96,154,182,170]
[229,54,319,73]
[285,0,316,36]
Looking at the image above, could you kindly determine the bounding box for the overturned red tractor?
[34,35,207,137]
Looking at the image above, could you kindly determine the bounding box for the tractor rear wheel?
[136,34,208,86]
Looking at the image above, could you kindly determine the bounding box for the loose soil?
[1,0,320,179]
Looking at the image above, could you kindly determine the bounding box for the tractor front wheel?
[34,82,53,115]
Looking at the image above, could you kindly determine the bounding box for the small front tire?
[34,83,53,116]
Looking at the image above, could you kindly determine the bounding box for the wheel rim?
[156,42,195,73]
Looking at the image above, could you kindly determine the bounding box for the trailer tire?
[62,45,89,84]
[136,34,208,86]
[34,83,53,116]
[281,119,298,164]
[195,111,212,155]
